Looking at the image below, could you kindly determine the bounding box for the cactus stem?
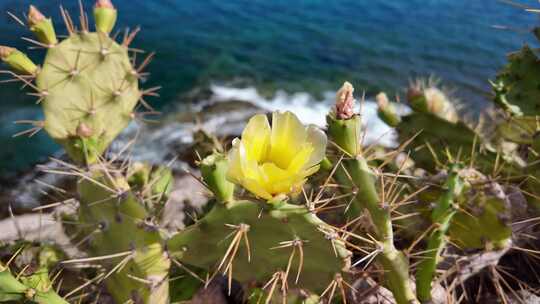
[416,165,466,302]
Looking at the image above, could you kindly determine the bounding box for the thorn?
[7,11,25,27]
[13,120,45,137]
[122,26,141,47]
[60,6,76,35]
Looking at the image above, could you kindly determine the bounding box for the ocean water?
[0,0,538,175]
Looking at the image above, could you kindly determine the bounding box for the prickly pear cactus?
[1,2,149,164]
[168,199,351,291]
[36,32,139,164]
[492,45,540,116]
[74,167,170,303]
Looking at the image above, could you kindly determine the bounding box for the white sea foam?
[209,84,400,147]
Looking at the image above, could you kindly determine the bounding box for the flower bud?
[28,5,46,26]
[95,0,115,9]
[94,0,117,34]
[27,5,57,45]
[0,46,38,75]
[0,46,15,59]
[201,153,235,203]
[376,92,401,127]
[335,81,355,120]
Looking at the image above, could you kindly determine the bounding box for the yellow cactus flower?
[227,111,327,200]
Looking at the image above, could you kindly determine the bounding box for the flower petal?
[287,145,314,173]
[243,177,273,200]
[242,114,271,162]
[269,111,307,169]
[261,162,295,194]
[226,138,244,183]
[305,125,327,168]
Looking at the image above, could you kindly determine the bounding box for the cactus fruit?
[167,199,351,291]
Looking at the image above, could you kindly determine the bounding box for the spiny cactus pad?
[36,32,139,164]
[449,195,512,250]
[168,200,351,291]
[397,112,499,172]
[493,45,540,116]
[497,116,539,144]
[75,168,169,303]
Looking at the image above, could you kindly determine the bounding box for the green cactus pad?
[494,45,540,116]
[76,168,169,304]
[497,116,539,144]
[36,32,139,164]
[397,112,499,172]
[449,195,512,250]
[168,200,351,291]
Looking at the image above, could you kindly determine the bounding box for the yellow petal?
[305,125,327,169]
[242,114,271,162]
[269,111,307,169]
[226,138,244,183]
[243,177,273,200]
[261,162,295,194]
[287,145,314,173]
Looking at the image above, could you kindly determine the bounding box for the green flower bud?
[0,46,38,75]
[376,92,401,127]
[94,0,117,34]
[201,153,235,203]
[28,5,57,46]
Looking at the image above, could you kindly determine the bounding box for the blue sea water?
[0,0,538,175]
